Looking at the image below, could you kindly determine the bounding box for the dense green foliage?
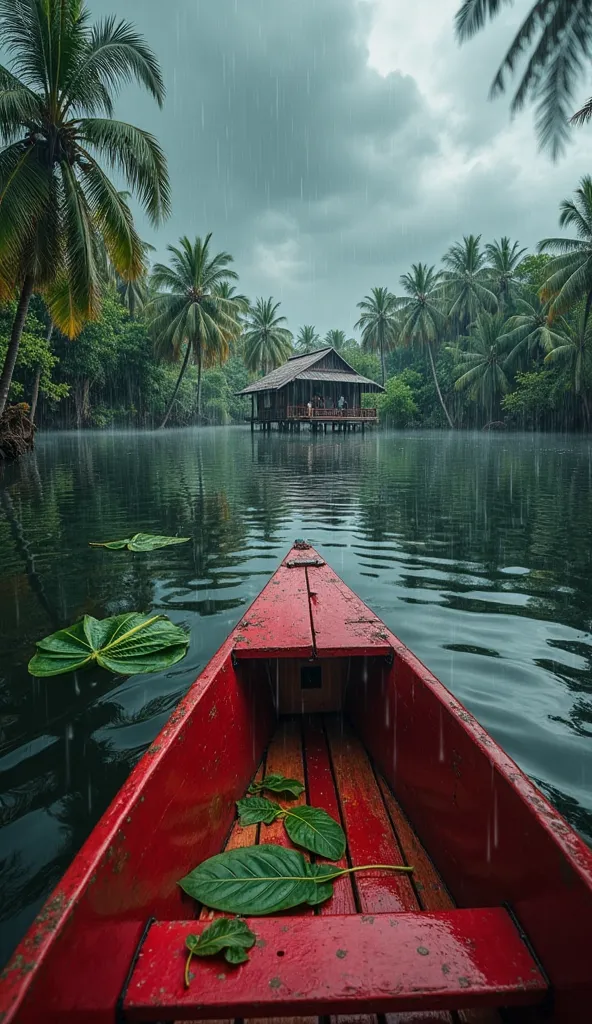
[1,3,591,435]
[4,185,592,432]
[0,0,170,418]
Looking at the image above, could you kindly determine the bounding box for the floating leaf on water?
[128,534,191,551]
[89,538,131,550]
[283,805,346,859]
[90,533,190,552]
[248,773,304,797]
[184,918,256,985]
[28,612,190,677]
[178,844,335,915]
[237,796,281,826]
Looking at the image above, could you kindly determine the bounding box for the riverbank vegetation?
[2,2,592,448]
[4,188,592,434]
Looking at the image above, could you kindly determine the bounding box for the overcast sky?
[92,0,592,337]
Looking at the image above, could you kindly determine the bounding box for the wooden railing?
[286,406,377,420]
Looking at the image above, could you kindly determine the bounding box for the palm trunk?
[30,367,42,426]
[584,289,592,331]
[380,337,386,386]
[74,378,91,429]
[582,389,590,428]
[196,346,203,423]
[159,343,191,429]
[30,323,53,425]
[0,276,34,418]
[427,341,454,428]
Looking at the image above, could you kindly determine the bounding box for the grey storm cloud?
[89,0,592,335]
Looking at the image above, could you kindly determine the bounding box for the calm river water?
[1,427,592,964]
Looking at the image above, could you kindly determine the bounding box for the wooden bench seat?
[124,909,546,1021]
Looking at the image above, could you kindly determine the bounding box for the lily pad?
[28,612,190,677]
[90,533,190,552]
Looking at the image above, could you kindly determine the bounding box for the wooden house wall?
[256,380,365,419]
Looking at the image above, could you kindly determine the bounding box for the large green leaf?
[248,773,304,797]
[236,796,281,826]
[178,845,335,915]
[90,533,190,551]
[28,612,190,677]
[283,806,346,860]
[236,798,346,858]
[306,862,338,905]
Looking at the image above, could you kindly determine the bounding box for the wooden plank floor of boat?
[184,715,500,1024]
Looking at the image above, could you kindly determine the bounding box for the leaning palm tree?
[452,312,514,424]
[355,287,398,385]
[0,0,170,418]
[500,296,569,370]
[485,237,527,312]
[544,306,592,425]
[397,263,454,428]
[149,235,241,428]
[539,176,592,326]
[295,325,320,354]
[455,0,592,156]
[242,298,293,374]
[441,235,498,334]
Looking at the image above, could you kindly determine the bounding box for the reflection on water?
[1,427,592,962]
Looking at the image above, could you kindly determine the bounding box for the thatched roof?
[237,347,384,395]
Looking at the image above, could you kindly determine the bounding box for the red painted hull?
[1,546,591,1023]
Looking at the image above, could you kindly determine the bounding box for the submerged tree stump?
[0,404,36,461]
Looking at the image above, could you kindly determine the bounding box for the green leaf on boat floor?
[237,796,281,826]
[248,773,304,797]
[178,844,335,915]
[90,533,190,552]
[236,797,346,858]
[185,918,256,985]
[283,805,346,859]
[28,612,190,677]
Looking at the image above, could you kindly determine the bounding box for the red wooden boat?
[1,544,591,1023]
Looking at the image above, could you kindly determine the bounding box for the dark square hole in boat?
[301,665,322,689]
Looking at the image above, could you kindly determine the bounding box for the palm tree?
[324,329,347,351]
[485,237,527,312]
[295,325,320,354]
[441,235,498,334]
[115,242,154,319]
[397,263,454,428]
[355,287,398,385]
[0,0,170,418]
[149,235,241,428]
[455,0,592,156]
[544,306,592,425]
[98,234,155,320]
[500,296,568,370]
[242,298,293,374]
[452,313,514,423]
[539,176,592,326]
[215,281,250,314]
[214,282,250,348]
